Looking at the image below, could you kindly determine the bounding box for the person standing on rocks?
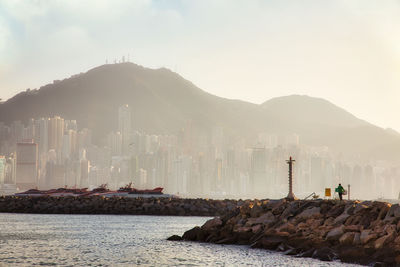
[336,183,345,200]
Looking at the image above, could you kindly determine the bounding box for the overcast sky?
[0,0,399,131]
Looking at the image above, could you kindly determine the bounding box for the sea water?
[0,214,360,266]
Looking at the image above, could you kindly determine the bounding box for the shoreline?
[3,196,400,265]
[0,195,238,217]
[170,199,400,266]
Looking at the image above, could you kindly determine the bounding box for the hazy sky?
[0,0,399,131]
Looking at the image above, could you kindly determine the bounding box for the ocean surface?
[0,214,360,266]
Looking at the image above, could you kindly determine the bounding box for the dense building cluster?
[0,105,399,199]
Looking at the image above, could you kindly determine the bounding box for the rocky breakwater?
[0,196,238,216]
[171,199,400,266]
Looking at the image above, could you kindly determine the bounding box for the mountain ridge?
[0,62,398,160]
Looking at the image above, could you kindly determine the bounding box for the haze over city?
[1,0,400,201]
[3,1,400,266]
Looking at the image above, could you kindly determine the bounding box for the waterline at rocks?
[172,199,400,266]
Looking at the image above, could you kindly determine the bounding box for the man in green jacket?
[336,183,345,200]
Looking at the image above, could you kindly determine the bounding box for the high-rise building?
[78,128,91,150]
[11,121,24,143]
[251,147,267,197]
[226,149,236,194]
[69,130,77,157]
[310,155,324,193]
[65,120,77,132]
[214,158,223,191]
[62,130,77,160]
[4,154,16,184]
[27,119,35,140]
[16,142,38,190]
[139,168,147,187]
[48,116,64,152]
[62,134,70,160]
[80,159,89,188]
[0,155,17,195]
[107,131,122,156]
[34,118,48,155]
[45,161,65,189]
[118,104,131,155]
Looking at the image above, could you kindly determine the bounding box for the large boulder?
[339,232,356,245]
[182,226,205,241]
[333,213,350,225]
[167,235,182,241]
[384,204,400,220]
[312,247,337,261]
[254,211,276,225]
[375,203,391,220]
[384,224,396,236]
[353,203,370,214]
[251,224,262,234]
[353,232,361,245]
[239,204,251,216]
[326,204,345,217]
[296,207,321,221]
[251,235,287,250]
[326,226,344,241]
[250,204,264,218]
[339,247,368,264]
[344,224,360,232]
[201,217,223,231]
[360,230,377,245]
[276,222,296,234]
[374,234,394,249]
[393,205,400,218]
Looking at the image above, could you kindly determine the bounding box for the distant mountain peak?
[0,63,398,160]
[261,94,369,128]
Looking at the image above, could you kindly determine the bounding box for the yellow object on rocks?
[325,188,331,197]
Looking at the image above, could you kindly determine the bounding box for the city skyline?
[1,58,399,199]
[1,0,400,132]
[1,103,399,200]
[2,1,399,266]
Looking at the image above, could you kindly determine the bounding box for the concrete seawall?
[0,196,238,216]
[172,199,400,266]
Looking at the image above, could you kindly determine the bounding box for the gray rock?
[360,230,377,244]
[312,247,336,261]
[297,207,321,220]
[334,213,350,224]
[354,203,369,214]
[254,211,276,225]
[201,217,223,231]
[167,235,182,241]
[326,226,344,241]
[374,234,392,249]
[393,205,400,218]
[385,204,400,219]
[339,232,356,245]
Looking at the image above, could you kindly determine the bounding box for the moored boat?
[14,183,165,197]
[47,187,89,197]
[15,189,47,197]
[128,187,163,195]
